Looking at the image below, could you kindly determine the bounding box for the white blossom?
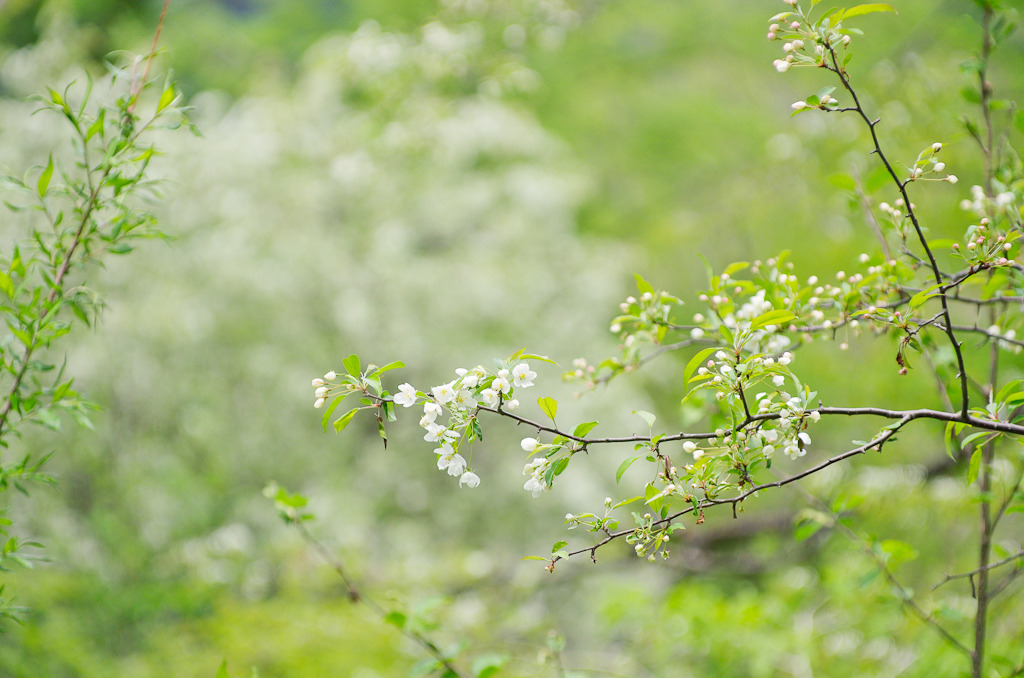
[491,374,511,394]
[431,381,456,404]
[459,471,480,488]
[480,388,499,407]
[420,401,443,426]
[512,362,537,388]
[393,382,417,407]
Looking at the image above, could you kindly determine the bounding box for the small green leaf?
[908,283,943,311]
[572,421,598,438]
[370,360,405,375]
[0,271,14,299]
[320,393,348,431]
[333,407,360,432]
[384,611,407,629]
[616,456,640,483]
[794,520,825,542]
[750,309,796,331]
[634,273,654,295]
[37,155,53,197]
[944,421,959,461]
[521,352,558,366]
[633,409,656,429]
[521,555,548,561]
[551,540,567,553]
[342,354,361,376]
[968,448,982,485]
[685,346,722,383]
[538,396,558,421]
[837,3,897,21]
[157,84,176,113]
[216,659,229,678]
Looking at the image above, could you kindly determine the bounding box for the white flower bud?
[324,371,337,380]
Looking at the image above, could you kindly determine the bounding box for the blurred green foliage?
[0,0,1021,676]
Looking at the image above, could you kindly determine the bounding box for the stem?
[826,46,971,418]
[293,520,467,678]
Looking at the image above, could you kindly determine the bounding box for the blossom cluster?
[314,358,540,490]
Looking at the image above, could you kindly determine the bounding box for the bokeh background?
[0,0,1023,676]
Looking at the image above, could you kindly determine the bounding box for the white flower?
[453,388,478,409]
[315,386,328,398]
[420,401,443,426]
[324,371,337,381]
[772,375,785,387]
[424,423,456,444]
[774,59,791,72]
[809,411,821,422]
[312,378,325,388]
[512,362,537,388]
[691,327,705,340]
[437,445,467,476]
[682,441,697,454]
[491,375,511,394]
[798,431,812,445]
[480,388,499,408]
[506,399,520,411]
[456,367,483,389]
[459,471,480,488]
[521,437,540,453]
[523,457,550,497]
[431,382,456,404]
[313,397,326,409]
[393,383,417,407]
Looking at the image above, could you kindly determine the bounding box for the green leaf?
[320,393,348,431]
[368,360,405,376]
[616,456,640,483]
[794,520,825,542]
[0,271,14,299]
[968,448,982,485]
[750,309,796,331]
[633,409,656,429]
[634,273,654,295]
[342,354,361,377]
[37,155,53,197]
[538,396,558,421]
[157,84,176,113]
[908,283,942,311]
[722,261,750,277]
[944,421,959,461]
[333,407,360,432]
[216,659,229,678]
[551,540,567,553]
[572,421,598,438]
[384,611,407,629]
[685,346,722,384]
[521,352,558,366]
[836,3,896,21]
[521,555,548,561]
